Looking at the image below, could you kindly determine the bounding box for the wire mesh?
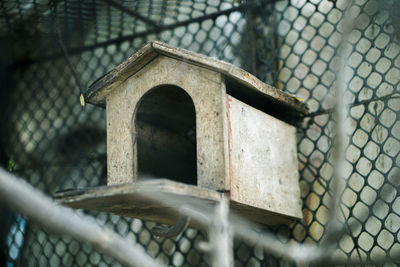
[0,0,399,266]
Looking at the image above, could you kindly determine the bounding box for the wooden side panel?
[227,95,302,219]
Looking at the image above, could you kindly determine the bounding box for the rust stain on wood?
[226,95,234,193]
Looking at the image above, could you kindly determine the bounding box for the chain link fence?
[0,0,399,266]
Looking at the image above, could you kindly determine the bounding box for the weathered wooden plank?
[55,180,299,227]
[85,43,158,106]
[227,95,302,219]
[152,41,308,116]
[85,41,308,117]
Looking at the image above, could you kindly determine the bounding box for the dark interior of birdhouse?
[135,85,197,185]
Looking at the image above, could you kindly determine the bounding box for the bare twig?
[0,168,160,267]
[151,210,190,238]
[52,4,85,95]
[56,33,85,94]
[308,92,400,117]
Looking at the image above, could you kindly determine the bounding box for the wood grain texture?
[85,41,308,118]
[227,95,302,219]
[55,180,300,227]
[106,56,229,189]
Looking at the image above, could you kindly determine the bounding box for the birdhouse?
[58,41,308,226]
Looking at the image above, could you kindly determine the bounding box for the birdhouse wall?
[106,55,230,190]
[226,95,302,219]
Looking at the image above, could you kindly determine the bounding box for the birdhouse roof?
[85,41,308,119]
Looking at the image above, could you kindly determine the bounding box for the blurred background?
[0,0,399,266]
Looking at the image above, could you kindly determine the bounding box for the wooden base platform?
[54,179,299,228]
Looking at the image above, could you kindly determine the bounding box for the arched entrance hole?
[135,85,197,185]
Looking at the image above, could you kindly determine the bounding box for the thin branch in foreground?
[207,197,233,267]
[146,189,400,266]
[145,191,326,264]
[0,168,160,267]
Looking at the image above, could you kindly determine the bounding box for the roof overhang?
[85,41,309,121]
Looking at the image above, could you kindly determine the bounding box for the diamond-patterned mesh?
[0,0,399,266]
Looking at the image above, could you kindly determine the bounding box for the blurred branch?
[100,0,161,30]
[317,2,356,260]
[14,3,252,66]
[198,197,233,267]
[0,168,160,267]
[149,192,327,264]
[324,0,353,234]
[179,198,400,265]
[146,182,400,265]
[180,201,325,264]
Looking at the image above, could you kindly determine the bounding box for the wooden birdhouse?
[58,41,309,226]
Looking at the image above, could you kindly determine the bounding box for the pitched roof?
[85,41,308,119]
